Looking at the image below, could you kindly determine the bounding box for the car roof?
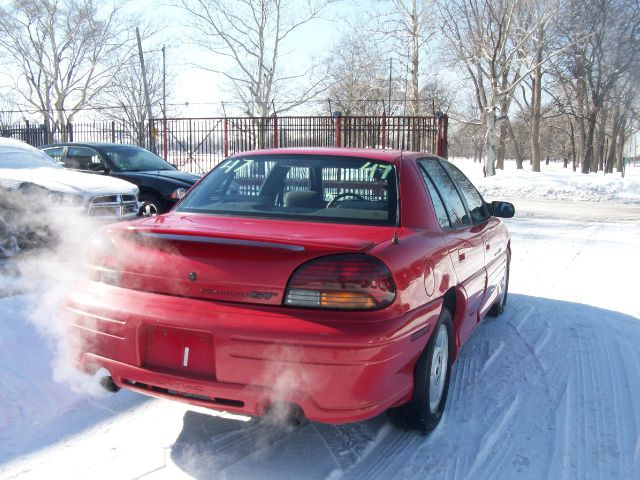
[232,147,426,163]
[0,137,41,151]
[41,142,143,148]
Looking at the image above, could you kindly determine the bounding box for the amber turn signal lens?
[320,291,376,309]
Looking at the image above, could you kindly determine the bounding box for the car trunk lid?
[99,214,394,306]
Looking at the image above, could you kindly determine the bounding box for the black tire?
[390,308,454,432]
[488,251,510,317]
[140,194,164,217]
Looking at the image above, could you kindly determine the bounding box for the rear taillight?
[88,233,120,286]
[284,254,396,310]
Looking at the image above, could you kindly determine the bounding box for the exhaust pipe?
[99,375,120,393]
[96,368,120,393]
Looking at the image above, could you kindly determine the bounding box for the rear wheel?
[391,308,453,431]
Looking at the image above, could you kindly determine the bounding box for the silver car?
[1,138,140,259]
[0,138,140,219]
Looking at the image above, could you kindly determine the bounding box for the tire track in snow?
[170,416,302,473]
[312,417,386,472]
[0,364,59,435]
[464,395,521,480]
[343,425,424,480]
[549,321,639,479]
[469,303,555,479]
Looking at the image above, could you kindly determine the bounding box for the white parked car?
[1,138,140,259]
[0,138,140,219]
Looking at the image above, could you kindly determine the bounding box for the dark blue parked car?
[41,143,200,216]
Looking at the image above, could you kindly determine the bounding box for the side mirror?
[490,201,515,218]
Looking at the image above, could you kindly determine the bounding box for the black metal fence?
[2,114,448,173]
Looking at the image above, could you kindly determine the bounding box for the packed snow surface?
[454,157,640,204]
[1,161,639,479]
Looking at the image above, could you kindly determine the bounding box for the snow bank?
[452,158,640,204]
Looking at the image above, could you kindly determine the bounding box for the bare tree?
[323,33,391,116]
[0,92,18,130]
[0,0,136,140]
[371,0,435,115]
[555,0,640,173]
[419,77,456,116]
[178,0,336,117]
[519,0,559,172]
[95,49,169,147]
[439,0,559,176]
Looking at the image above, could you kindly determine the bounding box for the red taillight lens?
[88,232,120,286]
[284,254,396,310]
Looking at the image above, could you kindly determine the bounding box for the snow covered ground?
[1,161,639,479]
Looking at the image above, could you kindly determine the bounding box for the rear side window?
[66,147,104,171]
[42,147,64,163]
[419,167,450,229]
[419,159,470,228]
[178,155,397,226]
[440,162,489,224]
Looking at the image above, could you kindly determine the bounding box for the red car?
[65,148,513,431]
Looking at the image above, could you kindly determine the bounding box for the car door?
[418,158,488,345]
[438,161,506,319]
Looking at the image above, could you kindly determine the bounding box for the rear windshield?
[177,154,398,226]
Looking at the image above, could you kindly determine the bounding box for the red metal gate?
[151,114,447,173]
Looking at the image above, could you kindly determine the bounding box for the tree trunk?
[595,106,608,172]
[530,25,544,173]
[496,120,507,170]
[576,61,587,168]
[616,125,626,173]
[484,104,497,176]
[409,0,420,116]
[506,118,523,169]
[582,108,598,174]
[569,119,577,171]
[605,102,621,173]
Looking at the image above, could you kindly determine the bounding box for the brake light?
[88,232,120,286]
[284,254,396,310]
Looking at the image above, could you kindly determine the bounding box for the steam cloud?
[1,188,108,396]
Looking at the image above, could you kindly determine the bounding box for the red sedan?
[65,148,513,431]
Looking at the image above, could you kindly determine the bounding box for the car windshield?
[177,154,398,226]
[0,147,62,169]
[101,145,176,172]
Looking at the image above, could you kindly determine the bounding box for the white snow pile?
[452,158,640,204]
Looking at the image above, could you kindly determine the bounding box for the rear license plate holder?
[144,325,215,379]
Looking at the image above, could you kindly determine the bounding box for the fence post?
[111,121,116,143]
[436,113,448,158]
[224,118,229,158]
[163,117,168,160]
[335,115,342,148]
[380,111,386,149]
[67,122,74,142]
[273,114,278,148]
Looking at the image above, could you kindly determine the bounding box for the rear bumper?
[66,282,441,424]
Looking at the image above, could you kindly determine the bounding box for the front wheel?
[140,194,163,217]
[390,308,453,431]
[488,251,510,317]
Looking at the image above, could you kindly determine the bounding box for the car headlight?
[170,187,187,200]
[48,192,84,206]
